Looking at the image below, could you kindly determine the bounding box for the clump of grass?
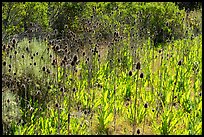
[2,88,22,135]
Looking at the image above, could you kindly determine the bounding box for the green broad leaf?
[104,113,113,126]
[195,122,202,134]
[104,102,109,112]
[93,99,101,109]
[166,90,172,103]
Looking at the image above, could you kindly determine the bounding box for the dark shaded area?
[175,2,202,12]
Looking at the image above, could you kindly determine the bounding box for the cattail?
[144,103,148,108]
[199,92,202,96]
[136,62,141,70]
[12,38,16,45]
[10,55,12,59]
[72,87,76,92]
[152,109,155,112]
[178,60,182,66]
[55,103,59,108]
[73,55,78,62]
[3,61,6,66]
[42,66,46,72]
[55,45,59,51]
[159,49,162,53]
[137,129,140,134]
[83,52,86,56]
[48,86,51,90]
[140,73,144,78]
[46,68,50,74]
[8,64,11,68]
[129,70,133,76]
[3,44,6,51]
[60,87,64,92]
[26,47,29,52]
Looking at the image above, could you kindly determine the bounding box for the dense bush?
[2,2,49,41]
[2,2,192,46]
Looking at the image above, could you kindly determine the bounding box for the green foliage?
[2,2,48,40]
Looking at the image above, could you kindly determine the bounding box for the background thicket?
[2,2,202,45]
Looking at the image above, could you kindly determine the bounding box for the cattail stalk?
[133,68,139,135]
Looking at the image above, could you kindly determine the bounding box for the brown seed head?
[140,73,144,78]
[178,60,182,66]
[137,129,140,134]
[136,62,141,70]
[144,103,148,108]
[129,70,132,76]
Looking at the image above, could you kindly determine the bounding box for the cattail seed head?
[46,68,50,73]
[12,38,16,44]
[83,52,86,56]
[71,61,75,66]
[48,85,51,90]
[26,47,29,52]
[178,60,182,66]
[55,45,59,51]
[136,62,141,70]
[42,66,46,72]
[152,109,155,112]
[60,87,64,92]
[137,129,140,134]
[73,54,78,62]
[199,92,202,96]
[129,70,132,76]
[3,61,6,66]
[55,103,59,108]
[144,103,148,108]
[63,55,67,61]
[140,73,144,78]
